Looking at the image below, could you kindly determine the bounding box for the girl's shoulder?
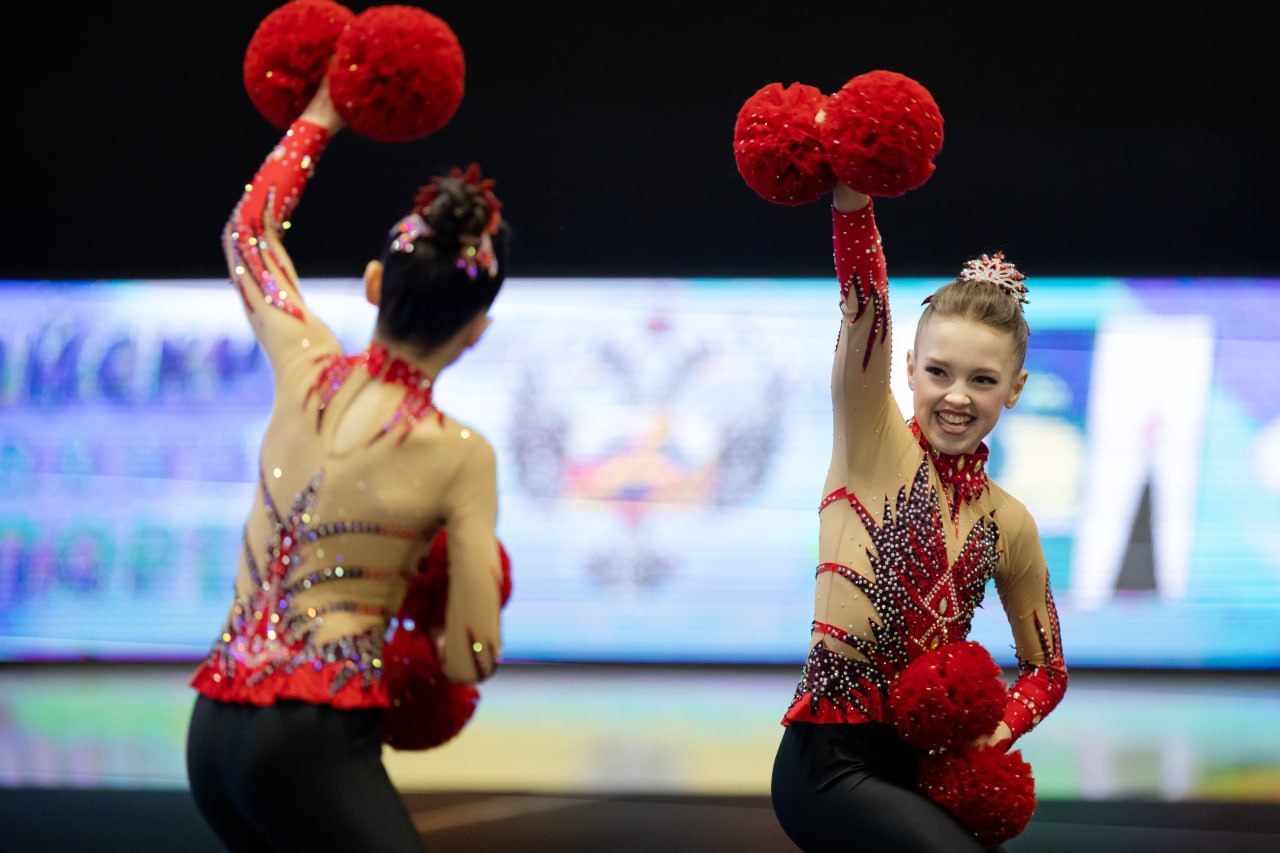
[983,477,1038,541]
[397,412,494,457]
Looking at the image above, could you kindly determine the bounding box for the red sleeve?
[1001,577,1068,744]
[832,201,889,369]
[224,119,331,322]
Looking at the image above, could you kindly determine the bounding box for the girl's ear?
[906,349,917,391]
[1005,369,1029,409]
[363,260,383,307]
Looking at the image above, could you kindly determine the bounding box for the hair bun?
[412,164,502,241]
[419,179,487,241]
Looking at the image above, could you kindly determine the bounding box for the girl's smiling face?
[906,315,1029,456]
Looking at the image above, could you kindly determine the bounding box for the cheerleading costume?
[185,119,503,853]
[770,201,1067,852]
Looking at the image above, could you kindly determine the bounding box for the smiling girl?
[769,181,1068,851]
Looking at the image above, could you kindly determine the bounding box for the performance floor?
[2,663,1278,851]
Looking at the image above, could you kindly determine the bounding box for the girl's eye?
[925,366,945,377]
[974,376,998,385]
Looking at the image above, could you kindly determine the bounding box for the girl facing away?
[185,79,508,852]
[770,181,1068,852]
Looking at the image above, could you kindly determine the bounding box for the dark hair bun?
[417,177,490,242]
[412,164,502,243]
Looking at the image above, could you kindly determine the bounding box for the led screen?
[2,277,1277,667]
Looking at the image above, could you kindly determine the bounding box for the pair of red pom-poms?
[380,530,513,751]
[733,70,943,204]
[243,0,465,142]
[887,641,1037,848]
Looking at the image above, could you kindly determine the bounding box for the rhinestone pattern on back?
[194,466,422,705]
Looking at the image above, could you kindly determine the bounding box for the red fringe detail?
[781,673,886,726]
[191,657,387,710]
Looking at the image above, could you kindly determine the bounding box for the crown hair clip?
[959,251,1029,304]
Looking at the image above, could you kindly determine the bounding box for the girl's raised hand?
[299,76,345,136]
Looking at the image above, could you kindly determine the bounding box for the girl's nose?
[944,387,971,406]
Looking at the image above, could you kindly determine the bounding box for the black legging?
[186,695,425,853]
[771,722,1004,853]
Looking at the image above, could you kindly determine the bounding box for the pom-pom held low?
[888,640,1006,750]
[917,745,1037,847]
[379,531,512,750]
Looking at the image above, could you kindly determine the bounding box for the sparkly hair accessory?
[389,213,432,253]
[410,164,503,279]
[959,252,1030,305]
[456,232,499,280]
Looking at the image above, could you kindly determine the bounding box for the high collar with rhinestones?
[362,342,441,445]
[907,418,990,509]
[361,342,432,392]
[306,342,441,444]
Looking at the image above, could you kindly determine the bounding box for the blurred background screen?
[3,275,1276,667]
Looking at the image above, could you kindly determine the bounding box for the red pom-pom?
[733,82,836,205]
[819,70,944,197]
[328,6,465,142]
[917,746,1036,847]
[380,628,480,750]
[497,539,513,606]
[409,531,512,629]
[405,530,450,628]
[243,0,355,129]
[888,641,1006,751]
[380,530,513,749]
